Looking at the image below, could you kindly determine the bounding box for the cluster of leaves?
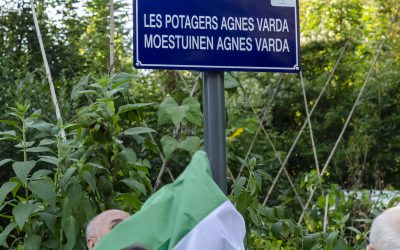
[0,74,155,249]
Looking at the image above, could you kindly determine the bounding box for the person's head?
[367,206,400,250]
[86,209,130,249]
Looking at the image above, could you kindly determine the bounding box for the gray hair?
[369,206,400,250]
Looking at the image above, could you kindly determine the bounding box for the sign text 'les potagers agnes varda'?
[133,0,300,72]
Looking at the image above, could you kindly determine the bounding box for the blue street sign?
[133,0,300,72]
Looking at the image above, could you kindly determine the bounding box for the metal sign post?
[203,72,227,194]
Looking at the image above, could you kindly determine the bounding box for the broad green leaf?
[333,238,348,250]
[117,194,142,210]
[161,135,178,159]
[31,169,53,180]
[0,222,17,247]
[0,182,18,207]
[24,234,41,250]
[31,122,58,138]
[28,179,56,208]
[0,158,13,167]
[30,122,55,132]
[178,136,201,154]
[38,156,58,165]
[119,148,137,164]
[86,163,106,171]
[26,146,54,153]
[106,87,124,97]
[12,161,37,183]
[111,73,135,89]
[224,72,240,89]
[82,171,98,195]
[0,130,16,137]
[249,208,259,225]
[121,178,147,195]
[12,203,36,229]
[182,97,203,126]
[0,119,18,127]
[117,103,154,114]
[14,141,35,148]
[271,221,283,239]
[122,127,157,136]
[39,139,56,146]
[388,196,400,208]
[157,97,178,126]
[170,105,190,127]
[58,167,76,189]
[233,177,247,195]
[62,216,77,249]
[72,90,97,100]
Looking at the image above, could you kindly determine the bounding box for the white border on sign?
[135,0,300,71]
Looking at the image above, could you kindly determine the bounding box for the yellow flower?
[228,128,245,142]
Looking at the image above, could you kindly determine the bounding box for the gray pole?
[203,72,227,194]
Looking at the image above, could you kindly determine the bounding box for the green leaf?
[12,203,36,229]
[0,130,16,137]
[158,97,190,127]
[161,135,178,159]
[26,146,54,153]
[117,103,154,114]
[39,212,57,234]
[178,136,201,154]
[333,238,348,250]
[82,171,98,195]
[39,139,56,146]
[12,161,37,183]
[224,72,240,89]
[0,222,17,247]
[72,90,98,99]
[0,181,18,208]
[14,141,35,148]
[233,177,247,195]
[24,234,41,250]
[0,120,18,127]
[121,178,147,195]
[58,167,76,189]
[0,158,13,167]
[122,127,157,136]
[170,106,190,127]
[119,148,137,164]
[111,73,135,90]
[116,193,142,210]
[38,156,58,165]
[28,179,56,208]
[158,97,178,126]
[62,216,77,249]
[31,169,53,180]
[388,196,400,208]
[249,208,259,225]
[106,87,124,97]
[182,97,202,126]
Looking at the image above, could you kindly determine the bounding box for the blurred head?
[367,206,400,250]
[86,209,130,249]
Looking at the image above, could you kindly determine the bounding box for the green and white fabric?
[95,150,246,250]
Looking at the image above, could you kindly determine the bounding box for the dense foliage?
[1,0,400,249]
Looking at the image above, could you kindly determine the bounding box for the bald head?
[367,206,400,250]
[86,209,130,249]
